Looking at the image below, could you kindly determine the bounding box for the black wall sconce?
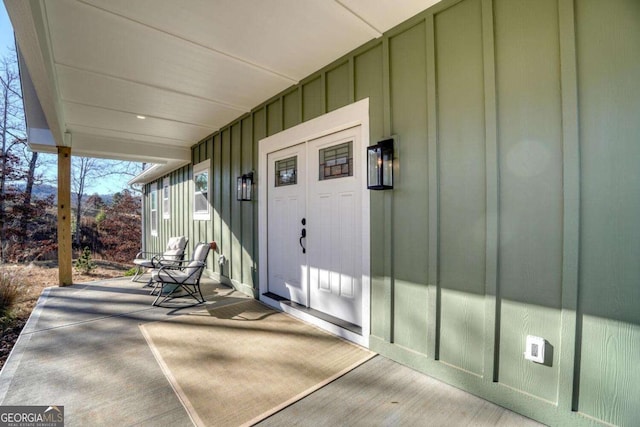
[237,172,254,201]
[367,138,394,190]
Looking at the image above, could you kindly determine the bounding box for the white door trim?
[258,98,370,348]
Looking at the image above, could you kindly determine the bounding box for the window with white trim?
[150,185,158,236]
[193,160,210,220]
[162,177,170,219]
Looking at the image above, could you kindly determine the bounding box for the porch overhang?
[4,0,444,285]
[6,0,443,165]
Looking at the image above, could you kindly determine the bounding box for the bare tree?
[72,157,143,247]
[1,46,145,257]
[117,161,145,194]
[17,148,38,243]
[0,48,26,261]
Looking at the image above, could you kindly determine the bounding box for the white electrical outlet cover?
[524,335,545,363]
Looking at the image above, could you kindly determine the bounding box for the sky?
[0,3,13,52]
[1,4,140,195]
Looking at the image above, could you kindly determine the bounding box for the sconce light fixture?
[237,172,254,201]
[367,138,394,190]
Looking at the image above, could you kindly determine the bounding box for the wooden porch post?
[57,146,72,286]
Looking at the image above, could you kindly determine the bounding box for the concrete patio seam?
[19,305,161,336]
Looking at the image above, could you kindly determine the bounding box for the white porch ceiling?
[5,0,441,173]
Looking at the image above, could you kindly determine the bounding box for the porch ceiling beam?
[69,133,191,163]
[32,132,192,164]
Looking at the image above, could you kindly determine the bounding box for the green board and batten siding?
[141,0,640,425]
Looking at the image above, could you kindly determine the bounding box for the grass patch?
[0,270,24,318]
[124,267,138,277]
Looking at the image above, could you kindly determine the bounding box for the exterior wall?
[142,163,206,267]
[142,0,640,425]
[574,0,640,424]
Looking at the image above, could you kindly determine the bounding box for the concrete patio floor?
[0,277,543,426]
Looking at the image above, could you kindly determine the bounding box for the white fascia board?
[7,0,66,146]
[27,127,56,150]
[18,47,55,151]
[128,161,190,186]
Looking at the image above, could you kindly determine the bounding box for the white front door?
[266,127,362,326]
[267,144,307,304]
[307,128,362,325]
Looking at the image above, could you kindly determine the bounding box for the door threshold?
[261,292,366,347]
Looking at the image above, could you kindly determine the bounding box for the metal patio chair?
[131,236,188,283]
[150,242,211,306]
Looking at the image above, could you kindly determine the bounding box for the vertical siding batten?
[557,0,581,412]
[188,148,195,260]
[253,108,267,290]
[354,43,386,339]
[381,36,394,344]
[221,129,231,281]
[213,134,222,276]
[348,57,355,104]
[241,117,255,293]
[231,123,242,286]
[425,13,439,361]
[480,0,499,382]
[320,72,327,116]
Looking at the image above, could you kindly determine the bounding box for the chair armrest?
[154,256,189,267]
[156,264,186,272]
[156,260,204,272]
[135,250,163,260]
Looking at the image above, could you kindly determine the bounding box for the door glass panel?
[319,141,353,180]
[275,156,297,186]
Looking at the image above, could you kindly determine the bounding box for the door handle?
[299,228,306,254]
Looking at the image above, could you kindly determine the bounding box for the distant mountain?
[8,183,58,200]
[32,184,57,200]
[13,183,116,205]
